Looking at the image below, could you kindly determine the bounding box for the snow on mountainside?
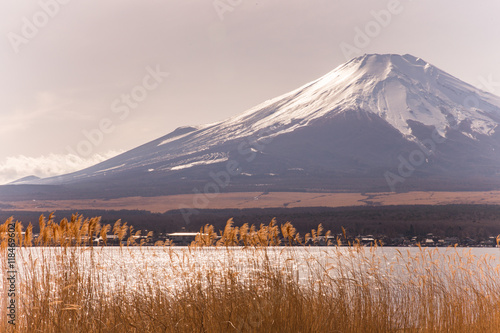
[224,53,500,140]
[206,54,499,138]
[11,54,500,194]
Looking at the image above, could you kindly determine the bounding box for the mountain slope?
[4,53,500,199]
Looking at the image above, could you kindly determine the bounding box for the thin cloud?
[0,151,122,185]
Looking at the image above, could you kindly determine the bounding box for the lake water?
[5,246,499,291]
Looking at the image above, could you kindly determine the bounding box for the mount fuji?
[5,53,500,200]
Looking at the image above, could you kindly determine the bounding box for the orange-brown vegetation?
[5,191,500,213]
[1,215,500,332]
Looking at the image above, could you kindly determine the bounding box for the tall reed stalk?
[1,215,500,332]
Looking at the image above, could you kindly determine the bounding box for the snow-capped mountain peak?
[8,54,500,196]
[214,54,500,143]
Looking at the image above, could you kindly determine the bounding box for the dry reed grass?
[0,215,500,332]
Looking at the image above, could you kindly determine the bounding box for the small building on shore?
[166,232,200,246]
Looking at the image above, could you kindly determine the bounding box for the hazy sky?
[1,0,500,184]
